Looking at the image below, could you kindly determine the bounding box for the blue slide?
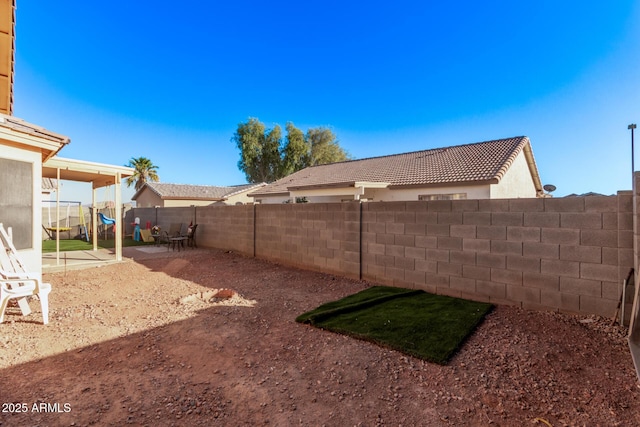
[98,212,116,225]
[98,212,116,239]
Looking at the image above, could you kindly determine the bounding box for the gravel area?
[0,247,639,426]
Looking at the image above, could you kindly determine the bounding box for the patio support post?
[92,185,98,251]
[115,172,122,261]
[55,167,60,266]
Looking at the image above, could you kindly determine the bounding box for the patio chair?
[168,223,183,237]
[0,223,51,324]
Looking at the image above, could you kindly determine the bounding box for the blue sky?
[12,1,640,203]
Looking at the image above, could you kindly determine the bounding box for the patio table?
[168,236,188,251]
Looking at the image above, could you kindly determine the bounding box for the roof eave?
[389,179,498,189]
[0,117,71,162]
[248,191,290,198]
[131,183,150,201]
[223,182,267,198]
[161,196,226,201]
[287,181,391,192]
[521,139,545,197]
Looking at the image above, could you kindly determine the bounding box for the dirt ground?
[1,247,639,426]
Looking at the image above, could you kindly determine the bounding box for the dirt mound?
[179,288,257,307]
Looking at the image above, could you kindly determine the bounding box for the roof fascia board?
[288,181,390,192]
[44,156,135,177]
[248,191,290,198]
[522,140,544,195]
[0,127,66,161]
[160,196,225,201]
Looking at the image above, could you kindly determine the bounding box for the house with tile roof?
[132,182,267,207]
[249,136,544,203]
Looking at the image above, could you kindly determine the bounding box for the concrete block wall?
[255,203,361,279]
[125,205,254,254]
[126,207,195,236]
[196,205,254,255]
[360,195,632,317]
[127,190,635,318]
[124,207,156,235]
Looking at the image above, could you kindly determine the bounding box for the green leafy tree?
[125,156,160,191]
[233,118,351,183]
[233,118,283,183]
[280,122,309,177]
[306,127,349,166]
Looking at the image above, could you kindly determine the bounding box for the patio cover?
[42,156,135,263]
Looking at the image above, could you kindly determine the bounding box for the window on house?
[419,193,467,201]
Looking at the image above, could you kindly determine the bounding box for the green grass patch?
[296,286,493,365]
[42,238,153,253]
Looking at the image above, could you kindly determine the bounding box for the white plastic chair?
[0,272,50,324]
[0,223,51,324]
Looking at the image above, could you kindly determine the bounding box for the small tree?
[125,157,159,191]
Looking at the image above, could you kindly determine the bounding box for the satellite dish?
[543,184,556,193]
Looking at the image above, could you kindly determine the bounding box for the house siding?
[134,189,162,207]
[258,184,493,203]
[490,150,537,199]
[164,199,213,207]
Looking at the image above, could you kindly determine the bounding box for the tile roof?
[134,182,265,201]
[252,136,541,196]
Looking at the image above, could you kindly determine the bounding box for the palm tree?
[125,157,159,191]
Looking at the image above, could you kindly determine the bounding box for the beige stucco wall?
[0,143,42,276]
[225,191,257,205]
[366,185,491,202]
[256,184,492,204]
[253,195,290,204]
[490,150,537,199]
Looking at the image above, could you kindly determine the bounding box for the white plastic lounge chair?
[0,223,51,324]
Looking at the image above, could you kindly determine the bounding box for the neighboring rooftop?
[132,182,266,201]
[251,136,543,196]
